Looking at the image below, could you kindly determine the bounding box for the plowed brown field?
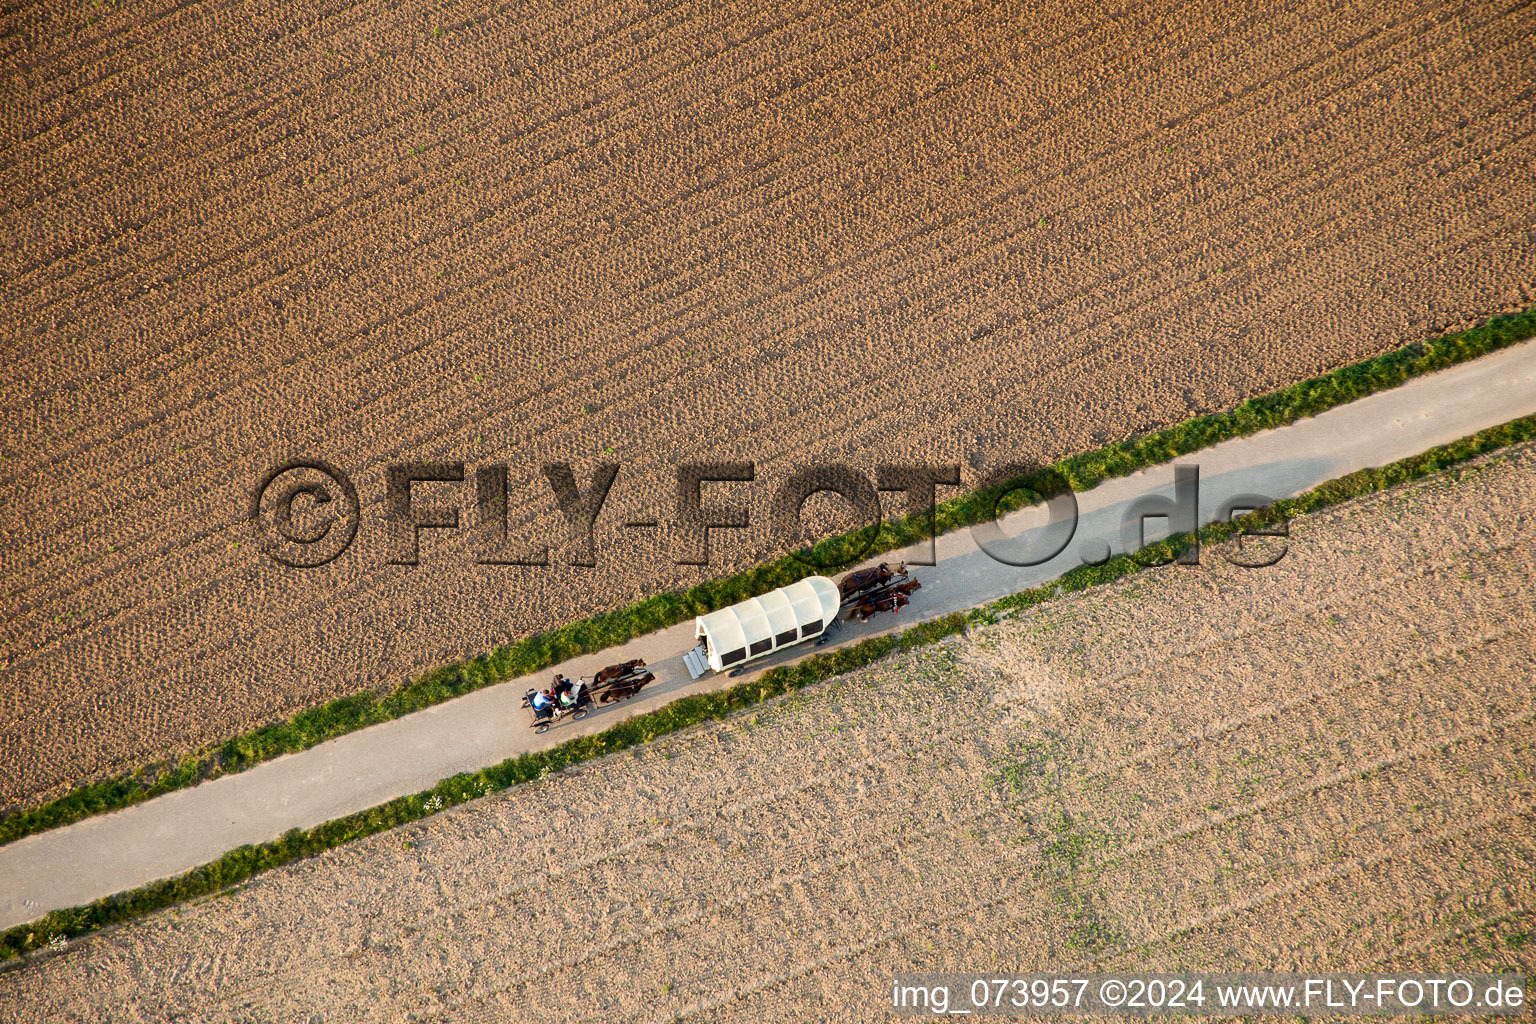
[3,0,1534,807]
[3,434,1532,1021]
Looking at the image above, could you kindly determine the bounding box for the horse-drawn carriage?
[524,562,928,729]
[839,562,922,622]
[521,659,657,733]
[684,576,842,678]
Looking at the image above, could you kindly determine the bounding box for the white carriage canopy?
[694,576,841,671]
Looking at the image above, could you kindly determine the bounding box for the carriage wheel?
[534,721,550,734]
[574,708,589,720]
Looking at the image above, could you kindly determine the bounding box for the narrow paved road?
[4,340,1536,929]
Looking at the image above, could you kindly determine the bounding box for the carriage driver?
[530,688,556,719]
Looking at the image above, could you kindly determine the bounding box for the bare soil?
[2,443,1532,1022]
[2,0,1535,806]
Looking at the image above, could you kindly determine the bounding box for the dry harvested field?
[3,0,1535,808]
[4,445,1532,1021]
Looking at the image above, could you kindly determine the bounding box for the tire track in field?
[0,0,989,561]
[650,738,1535,1023]
[77,0,1480,388]
[262,680,1533,1021]
[3,0,1007,500]
[653,806,1536,1020]
[1094,805,1536,970]
[0,0,1486,463]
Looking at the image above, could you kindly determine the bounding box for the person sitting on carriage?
[558,676,585,709]
[530,687,556,720]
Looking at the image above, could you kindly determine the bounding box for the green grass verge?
[3,412,1535,961]
[3,307,1533,851]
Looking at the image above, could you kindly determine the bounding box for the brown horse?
[846,589,912,622]
[845,575,921,618]
[594,658,646,684]
[839,562,909,598]
[597,669,655,703]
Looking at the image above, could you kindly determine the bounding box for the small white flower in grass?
[423,795,443,813]
[47,934,67,951]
